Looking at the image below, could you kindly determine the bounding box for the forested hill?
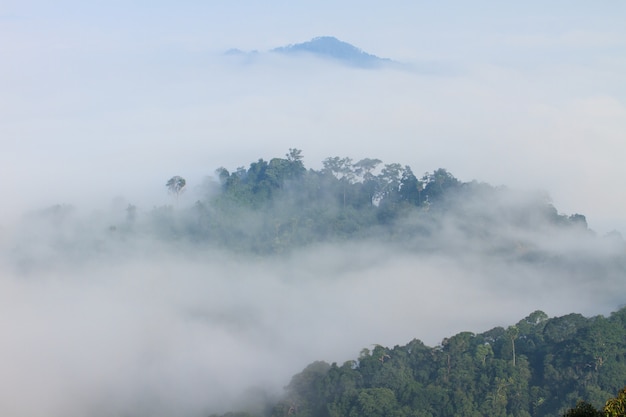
[214,308,626,417]
[12,149,625,268]
[166,148,612,256]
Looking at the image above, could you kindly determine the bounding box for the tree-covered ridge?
[270,36,392,68]
[213,308,626,417]
[163,149,596,254]
[12,149,625,271]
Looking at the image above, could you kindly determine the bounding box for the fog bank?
[1,200,625,416]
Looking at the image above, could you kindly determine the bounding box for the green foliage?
[22,149,623,266]
[237,308,626,417]
[562,386,626,417]
[563,401,603,417]
[206,309,623,417]
[604,386,626,417]
[127,149,610,256]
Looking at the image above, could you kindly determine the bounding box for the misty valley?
[3,150,626,417]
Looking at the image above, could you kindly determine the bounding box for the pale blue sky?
[2,1,626,232]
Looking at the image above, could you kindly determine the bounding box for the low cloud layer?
[2,189,625,416]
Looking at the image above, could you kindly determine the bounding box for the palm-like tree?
[166,175,186,203]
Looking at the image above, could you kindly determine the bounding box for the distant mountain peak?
[271,36,392,68]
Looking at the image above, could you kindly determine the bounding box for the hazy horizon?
[2,1,626,234]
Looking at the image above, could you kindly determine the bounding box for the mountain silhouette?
[271,36,392,68]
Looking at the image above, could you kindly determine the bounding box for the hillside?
[10,149,626,271]
[7,151,616,251]
[225,36,395,68]
[271,36,393,68]
[212,308,626,417]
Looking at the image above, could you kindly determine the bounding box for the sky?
[1,1,626,416]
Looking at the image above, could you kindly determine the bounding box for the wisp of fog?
[1,185,625,417]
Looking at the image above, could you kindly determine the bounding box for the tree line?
[153,149,592,254]
[14,148,620,272]
[211,308,626,417]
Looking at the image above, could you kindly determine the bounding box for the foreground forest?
[211,309,626,417]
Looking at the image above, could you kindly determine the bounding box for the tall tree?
[322,157,355,208]
[376,163,402,203]
[166,175,186,203]
[506,325,519,367]
[286,148,306,178]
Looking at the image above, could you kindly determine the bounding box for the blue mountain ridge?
[225,36,395,69]
[271,36,393,68]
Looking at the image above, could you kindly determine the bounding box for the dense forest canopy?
[11,148,623,264]
[212,308,626,417]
